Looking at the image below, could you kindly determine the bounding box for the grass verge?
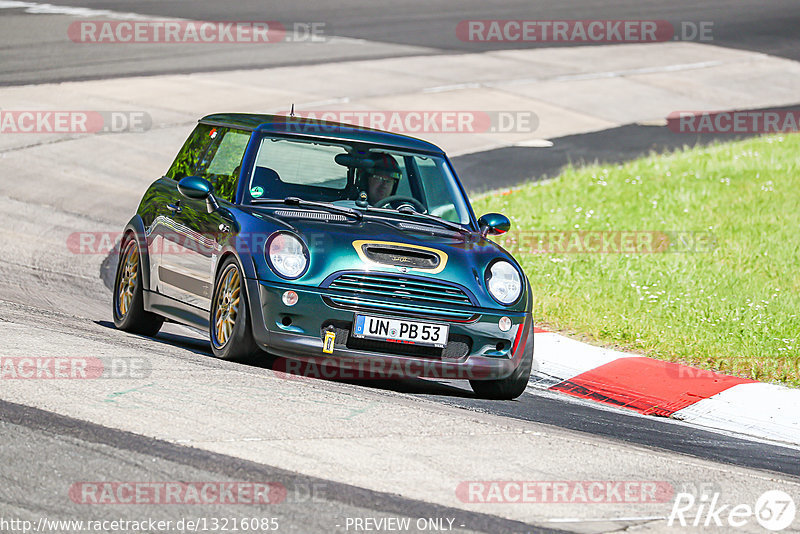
[472,134,800,386]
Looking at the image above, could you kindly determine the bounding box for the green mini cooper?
[113,113,533,399]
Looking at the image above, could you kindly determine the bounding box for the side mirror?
[178,176,212,199]
[478,213,511,237]
[178,176,219,213]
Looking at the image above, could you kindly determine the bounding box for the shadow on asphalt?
[97,319,477,398]
[452,107,800,193]
[245,355,480,399]
[95,320,213,357]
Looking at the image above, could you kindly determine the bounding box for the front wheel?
[470,329,533,400]
[210,257,260,361]
[112,235,163,336]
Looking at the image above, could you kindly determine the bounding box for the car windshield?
[246,136,472,225]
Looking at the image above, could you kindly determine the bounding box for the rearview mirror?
[478,213,511,237]
[334,153,376,170]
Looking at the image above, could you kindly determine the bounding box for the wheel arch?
[212,249,264,340]
[121,215,151,291]
[214,249,247,283]
[210,249,267,356]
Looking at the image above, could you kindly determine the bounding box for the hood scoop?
[361,244,441,269]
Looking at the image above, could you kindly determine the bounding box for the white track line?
[0,1,366,44]
[0,0,161,20]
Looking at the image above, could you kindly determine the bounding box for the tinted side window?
[165,123,215,181]
[414,157,466,223]
[393,156,412,197]
[197,128,250,203]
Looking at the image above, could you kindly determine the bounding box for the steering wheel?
[374,195,426,212]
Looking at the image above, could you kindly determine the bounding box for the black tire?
[470,327,533,400]
[209,256,260,361]
[112,234,164,336]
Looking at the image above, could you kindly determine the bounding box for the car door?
[159,126,250,311]
[146,123,216,296]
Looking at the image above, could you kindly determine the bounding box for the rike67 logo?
[668,490,796,531]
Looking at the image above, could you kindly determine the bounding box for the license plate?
[353,314,449,348]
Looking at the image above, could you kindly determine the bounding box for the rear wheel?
[113,235,163,336]
[210,257,260,361]
[470,330,533,400]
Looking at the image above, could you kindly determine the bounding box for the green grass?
[472,134,800,386]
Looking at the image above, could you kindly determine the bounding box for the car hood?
[244,208,525,309]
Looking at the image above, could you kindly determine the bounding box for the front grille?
[327,273,473,306]
[323,272,477,322]
[322,321,471,360]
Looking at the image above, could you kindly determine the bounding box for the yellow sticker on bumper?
[323,331,335,354]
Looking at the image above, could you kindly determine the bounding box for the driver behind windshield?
[362,153,401,205]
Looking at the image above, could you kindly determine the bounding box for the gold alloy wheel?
[117,241,139,317]
[214,265,241,347]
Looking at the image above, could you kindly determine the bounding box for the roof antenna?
[290,103,295,117]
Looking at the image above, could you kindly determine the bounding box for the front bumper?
[246,278,533,381]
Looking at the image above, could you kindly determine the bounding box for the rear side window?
[197,128,250,203]
[166,124,215,181]
[166,124,250,203]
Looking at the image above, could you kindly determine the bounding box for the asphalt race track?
[4,0,800,84]
[1,2,800,533]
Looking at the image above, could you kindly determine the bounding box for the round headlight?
[486,261,522,305]
[267,233,308,279]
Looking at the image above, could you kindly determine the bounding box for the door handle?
[167,201,182,214]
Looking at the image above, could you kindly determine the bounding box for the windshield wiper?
[372,205,470,235]
[281,197,363,220]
